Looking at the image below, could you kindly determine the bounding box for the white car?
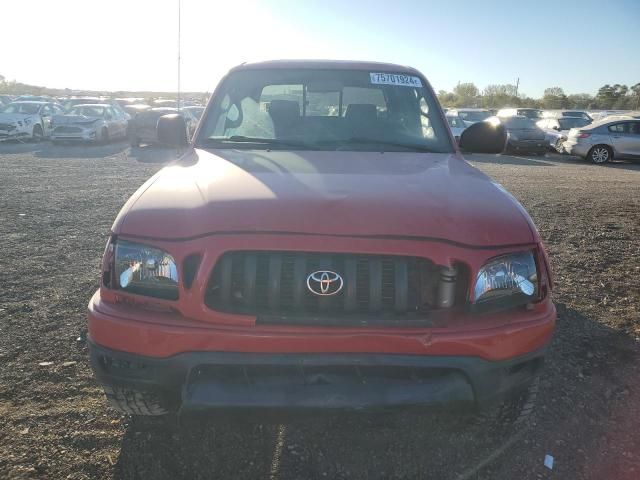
[536,117,592,152]
[0,101,64,141]
[51,104,129,143]
[445,115,467,142]
[447,108,492,127]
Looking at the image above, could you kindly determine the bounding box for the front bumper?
[89,340,546,413]
[0,129,30,140]
[51,129,97,141]
[88,289,555,413]
[507,139,547,153]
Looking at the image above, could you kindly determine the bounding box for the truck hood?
[113,148,536,247]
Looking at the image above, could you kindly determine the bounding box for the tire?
[130,134,140,148]
[102,385,171,416]
[101,127,109,144]
[31,124,43,142]
[473,376,539,432]
[588,145,612,164]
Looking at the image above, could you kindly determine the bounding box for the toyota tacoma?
[88,60,555,422]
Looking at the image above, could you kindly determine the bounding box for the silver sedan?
[564,117,640,163]
[51,104,128,143]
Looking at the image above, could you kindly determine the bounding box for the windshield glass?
[197,69,452,152]
[1,103,41,114]
[70,106,105,117]
[517,109,542,119]
[502,116,537,128]
[458,110,490,122]
[558,117,590,129]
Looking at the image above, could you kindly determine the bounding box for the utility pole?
[177,0,181,110]
[515,77,520,98]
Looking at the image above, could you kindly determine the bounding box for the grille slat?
[243,254,257,306]
[206,251,438,322]
[369,258,382,312]
[394,260,408,312]
[267,254,282,310]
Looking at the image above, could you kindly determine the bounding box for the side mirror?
[458,121,507,154]
[157,114,188,147]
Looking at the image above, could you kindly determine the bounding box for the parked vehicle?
[88,60,555,423]
[0,95,15,106]
[564,117,640,163]
[129,107,198,146]
[51,104,129,143]
[61,97,129,119]
[445,114,466,142]
[14,95,55,103]
[183,105,205,120]
[541,110,592,121]
[0,101,64,141]
[496,108,543,120]
[448,108,492,127]
[122,104,152,137]
[498,115,548,155]
[536,117,592,152]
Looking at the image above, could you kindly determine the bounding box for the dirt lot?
[1,141,639,480]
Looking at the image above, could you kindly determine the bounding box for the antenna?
[177,0,181,110]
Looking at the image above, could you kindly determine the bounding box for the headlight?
[474,251,537,306]
[114,240,179,300]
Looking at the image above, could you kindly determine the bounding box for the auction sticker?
[370,72,422,87]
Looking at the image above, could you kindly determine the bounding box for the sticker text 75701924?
[369,73,423,87]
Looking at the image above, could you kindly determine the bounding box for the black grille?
[205,251,439,321]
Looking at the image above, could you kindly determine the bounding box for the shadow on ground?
[127,145,183,164]
[110,303,639,480]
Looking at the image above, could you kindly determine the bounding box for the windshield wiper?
[199,136,314,149]
[319,137,440,153]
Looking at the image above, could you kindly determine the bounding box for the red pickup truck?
[88,60,555,423]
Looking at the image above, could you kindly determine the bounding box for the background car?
[496,107,543,120]
[129,107,198,147]
[51,103,128,143]
[445,114,466,142]
[564,117,640,163]
[496,115,548,155]
[537,116,592,152]
[541,110,592,121]
[447,108,492,127]
[183,105,205,121]
[0,101,64,141]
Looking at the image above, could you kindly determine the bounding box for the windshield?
[70,106,105,117]
[1,103,41,115]
[502,116,537,128]
[558,117,590,129]
[517,109,542,119]
[458,110,490,122]
[197,69,452,153]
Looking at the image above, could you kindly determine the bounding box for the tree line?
[438,82,640,110]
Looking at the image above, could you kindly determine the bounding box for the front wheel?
[588,145,612,164]
[31,124,43,142]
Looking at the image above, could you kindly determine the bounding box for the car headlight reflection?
[474,251,537,306]
[115,240,179,300]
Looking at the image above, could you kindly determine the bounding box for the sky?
[1,0,639,97]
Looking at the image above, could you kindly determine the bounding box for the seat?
[345,103,379,138]
[268,100,300,138]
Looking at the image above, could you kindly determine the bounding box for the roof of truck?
[231,59,420,74]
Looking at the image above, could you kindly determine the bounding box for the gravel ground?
[0,141,639,480]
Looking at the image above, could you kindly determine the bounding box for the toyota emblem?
[306,270,344,296]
